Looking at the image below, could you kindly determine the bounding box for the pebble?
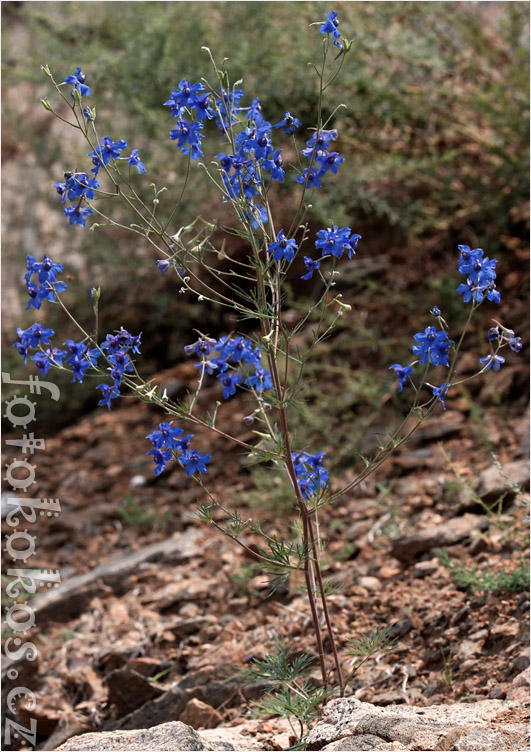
[412,560,438,578]
[514,653,530,672]
[488,686,506,700]
[357,576,382,592]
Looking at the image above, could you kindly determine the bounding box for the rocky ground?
[2,342,530,750]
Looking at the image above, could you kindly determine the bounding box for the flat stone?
[306,698,529,751]
[322,734,403,750]
[477,459,530,502]
[56,721,220,750]
[512,668,530,688]
[179,698,223,729]
[31,528,203,623]
[357,576,382,592]
[104,667,165,716]
[390,514,488,563]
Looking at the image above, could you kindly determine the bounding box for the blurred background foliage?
[2,1,529,432]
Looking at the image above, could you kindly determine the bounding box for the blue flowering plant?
[16,12,521,723]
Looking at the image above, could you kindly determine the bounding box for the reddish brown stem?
[306,510,344,694]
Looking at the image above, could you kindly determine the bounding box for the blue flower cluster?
[56,68,147,227]
[146,421,211,477]
[24,253,67,310]
[301,226,362,280]
[293,451,329,500]
[456,245,500,304]
[185,335,273,398]
[297,129,344,190]
[53,171,98,227]
[13,317,142,405]
[388,244,522,403]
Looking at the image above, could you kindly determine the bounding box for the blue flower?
[180,449,211,477]
[245,368,273,393]
[479,353,505,371]
[316,151,344,176]
[63,205,94,227]
[169,120,204,160]
[193,93,216,122]
[25,253,63,285]
[302,129,338,158]
[457,245,500,304]
[266,230,298,262]
[431,306,442,317]
[273,112,301,135]
[509,337,522,352]
[96,383,120,411]
[164,80,204,118]
[25,279,67,310]
[215,86,245,133]
[431,382,450,410]
[24,253,68,309]
[301,257,320,280]
[389,363,413,392]
[64,66,91,98]
[147,448,173,476]
[319,10,342,49]
[262,149,285,182]
[411,327,453,367]
[315,225,351,258]
[292,451,329,499]
[31,347,67,377]
[217,372,242,399]
[128,149,146,174]
[147,422,184,450]
[65,173,100,201]
[346,233,361,258]
[296,168,323,190]
[16,322,55,349]
[245,97,266,124]
[88,137,127,169]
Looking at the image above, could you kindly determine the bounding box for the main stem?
[305,509,345,693]
[267,349,330,690]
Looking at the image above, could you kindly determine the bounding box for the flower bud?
[41,98,52,111]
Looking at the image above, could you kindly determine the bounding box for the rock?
[179,698,223,729]
[477,459,530,502]
[357,576,382,592]
[306,698,529,751]
[387,617,413,640]
[31,528,203,623]
[490,620,521,639]
[456,635,486,662]
[346,519,373,542]
[514,653,530,672]
[109,686,189,731]
[489,686,506,700]
[126,656,167,678]
[104,667,165,716]
[390,515,488,563]
[412,559,439,578]
[56,721,224,750]
[371,690,406,706]
[512,667,530,688]
[322,734,403,750]
[411,411,465,443]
